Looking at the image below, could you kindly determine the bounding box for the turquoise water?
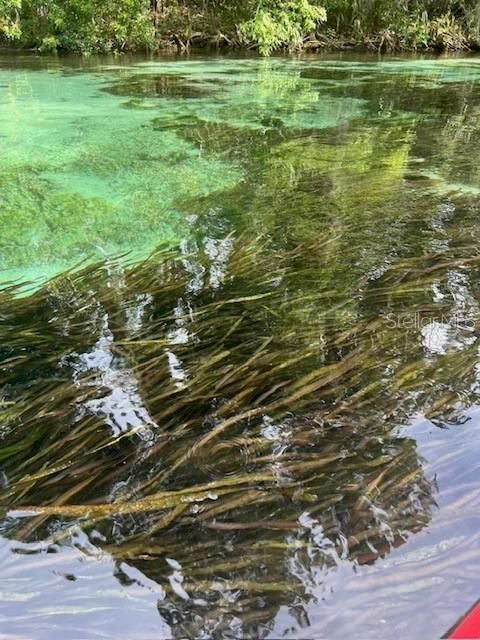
[1,52,480,639]
[0,55,369,285]
[2,54,480,286]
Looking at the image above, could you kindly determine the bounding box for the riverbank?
[1,1,479,55]
[3,33,479,58]
[154,32,480,55]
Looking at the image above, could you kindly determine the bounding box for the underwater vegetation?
[2,55,480,638]
[1,221,480,636]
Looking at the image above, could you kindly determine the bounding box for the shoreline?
[1,33,480,57]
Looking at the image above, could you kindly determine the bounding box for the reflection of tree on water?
[131,417,434,639]
[2,214,480,638]
[0,235,450,639]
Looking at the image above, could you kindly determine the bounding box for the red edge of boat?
[445,600,480,639]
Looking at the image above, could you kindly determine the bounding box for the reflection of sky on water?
[0,528,171,640]
[1,411,480,639]
[282,409,480,639]
[73,312,155,439]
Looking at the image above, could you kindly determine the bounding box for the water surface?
[1,52,480,639]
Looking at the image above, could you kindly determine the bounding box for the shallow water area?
[1,51,480,639]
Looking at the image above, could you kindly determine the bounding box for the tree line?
[0,0,479,54]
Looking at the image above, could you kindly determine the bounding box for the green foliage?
[2,0,155,52]
[323,0,479,49]
[0,0,479,53]
[429,13,468,49]
[240,0,326,55]
[0,0,21,38]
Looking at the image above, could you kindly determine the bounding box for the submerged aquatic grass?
[1,226,480,636]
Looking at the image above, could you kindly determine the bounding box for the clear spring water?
[1,52,480,639]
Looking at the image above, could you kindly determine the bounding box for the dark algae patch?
[1,54,480,639]
[103,73,214,99]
